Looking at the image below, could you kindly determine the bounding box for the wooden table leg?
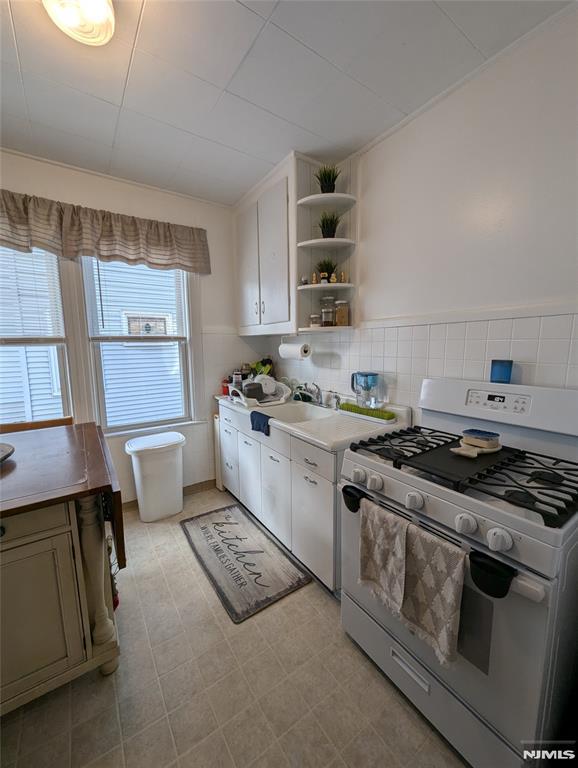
[77,495,117,673]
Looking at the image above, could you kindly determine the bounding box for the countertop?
[217,397,410,451]
[0,422,125,567]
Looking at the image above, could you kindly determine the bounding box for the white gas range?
[339,379,578,768]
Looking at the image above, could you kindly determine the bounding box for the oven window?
[457,586,494,675]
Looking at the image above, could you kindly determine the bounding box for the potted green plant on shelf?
[316,258,337,284]
[314,164,340,194]
[319,211,341,239]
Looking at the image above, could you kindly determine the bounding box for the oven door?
[341,484,553,750]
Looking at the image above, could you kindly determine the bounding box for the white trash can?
[125,431,186,522]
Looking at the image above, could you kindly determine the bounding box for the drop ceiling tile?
[1,62,27,120]
[114,109,194,166]
[295,73,405,155]
[227,23,338,124]
[238,0,277,20]
[1,1,18,65]
[0,114,33,155]
[346,1,485,114]
[196,92,328,163]
[173,135,273,204]
[109,147,180,189]
[10,0,134,104]
[124,50,221,133]
[270,0,388,71]
[27,122,112,173]
[438,1,570,59]
[23,73,119,145]
[137,1,264,88]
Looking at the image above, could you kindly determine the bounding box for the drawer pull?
[224,417,232,424]
[269,455,280,463]
[0,525,5,538]
[243,440,251,446]
[225,461,233,470]
[304,458,318,467]
[304,475,318,486]
[224,428,232,435]
[391,648,430,694]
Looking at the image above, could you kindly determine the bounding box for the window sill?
[103,419,208,440]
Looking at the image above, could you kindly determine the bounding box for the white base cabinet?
[290,463,335,589]
[219,421,239,498]
[260,447,291,549]
[238,433,261,519]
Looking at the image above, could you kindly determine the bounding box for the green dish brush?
[339,402,396,420]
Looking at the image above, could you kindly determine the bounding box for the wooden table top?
[0,422,125,567]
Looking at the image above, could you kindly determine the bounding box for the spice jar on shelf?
[320,295,335,327]
[309,313,321,328]
[335,299,350,326]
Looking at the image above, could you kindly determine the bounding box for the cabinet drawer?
[290,437,335,482]
[0,504,69,547]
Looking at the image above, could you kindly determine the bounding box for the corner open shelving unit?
[295,156,357,333]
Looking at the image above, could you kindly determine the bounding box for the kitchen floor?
[1,488,468,768]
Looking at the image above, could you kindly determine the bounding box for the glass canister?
[335,299,350,326]
[309,313,321,328]
[320,295,335,327]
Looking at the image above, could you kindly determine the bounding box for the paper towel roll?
[278,342,311,360]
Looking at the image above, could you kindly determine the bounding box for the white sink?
[259,402,334,424]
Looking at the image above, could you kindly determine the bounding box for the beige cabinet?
[1,533,85,701]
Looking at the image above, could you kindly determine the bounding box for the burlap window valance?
[0,189,211,274]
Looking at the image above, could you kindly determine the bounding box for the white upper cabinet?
[258,176,289,326]
[237,202,261,327]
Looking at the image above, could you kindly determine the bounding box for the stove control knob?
[486,527,513,552]
[367,474,383,491]
[352,468,367,485]
[405,492,424,511]
[454,513,477,535]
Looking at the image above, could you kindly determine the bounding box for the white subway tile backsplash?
[510,338,539,363]
[466,320,488,339]
[486,339,511,359]
[464,339,486,360]
[537,338,570,364]
[445,338,465,359]
[512,317,540,339]
[274,313,574,421]
[540,315,573,339]
[488,318,513,339]
[446,322,466,339]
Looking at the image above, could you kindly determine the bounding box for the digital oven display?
[487,394,506,403]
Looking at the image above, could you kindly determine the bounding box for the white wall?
[355,10,577,324]
[0,151,268,499]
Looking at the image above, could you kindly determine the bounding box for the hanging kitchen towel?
[401,525,466,666]
[250,411,272,436]
[359,498,409,613]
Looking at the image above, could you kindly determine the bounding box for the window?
[0,247,69,424]
[82,258,191,429]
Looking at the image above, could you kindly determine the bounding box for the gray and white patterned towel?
[401,525,466,665]
[359,498,408,613]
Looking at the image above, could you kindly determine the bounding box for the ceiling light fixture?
[42,0,115,46]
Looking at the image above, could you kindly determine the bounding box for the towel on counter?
[401,525,466,665]
[359,498,408,613]
[250,411,272,436]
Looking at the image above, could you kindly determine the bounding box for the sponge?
[339,402,396,421]
[462,429,500,449]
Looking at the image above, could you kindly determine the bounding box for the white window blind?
[82,258,190,429]
[0,247,69,423]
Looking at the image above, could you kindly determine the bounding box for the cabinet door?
[258,177,289,325]
[237,202,261,327]
[238,433,261,518]
[1,534,85,701]
[219,422,239,497]
[291,464,335,589]
[260,447,291,548]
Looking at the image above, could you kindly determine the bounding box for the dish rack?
[227,382,292,408]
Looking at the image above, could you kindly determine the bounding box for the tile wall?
[272,313,578,419]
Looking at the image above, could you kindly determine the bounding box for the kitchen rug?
[180,504,311,623]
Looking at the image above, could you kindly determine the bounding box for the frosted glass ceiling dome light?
[42,0,115,46]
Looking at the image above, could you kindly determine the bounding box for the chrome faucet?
[306,382,322,405]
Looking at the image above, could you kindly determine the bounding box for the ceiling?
[0,0,568,205]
